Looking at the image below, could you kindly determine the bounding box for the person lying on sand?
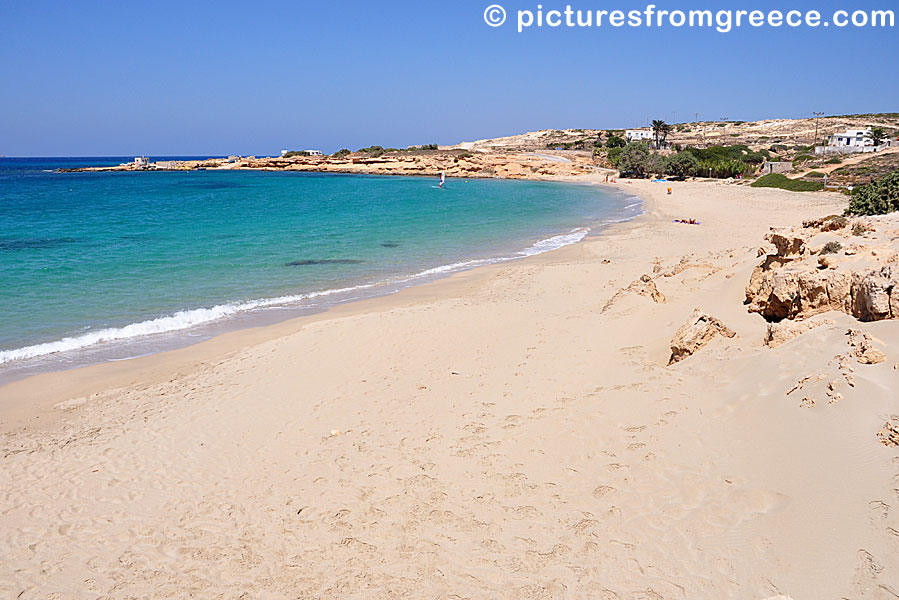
[673,218,700,225]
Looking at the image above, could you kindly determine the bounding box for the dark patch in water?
[0,237,78,251]
[178,181,245,191]
[286,259,365,266]
[380,242,400,248]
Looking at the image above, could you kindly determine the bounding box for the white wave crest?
[0,228,593,365]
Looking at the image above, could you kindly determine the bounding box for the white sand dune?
[1,179,897,599]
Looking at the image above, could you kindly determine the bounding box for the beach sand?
[2,178,898,599]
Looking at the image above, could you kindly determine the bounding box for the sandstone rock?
[847,329,887,365]
[747,259,897,323]
[767,228,812,257]
[803,215,848,232]
[852,265,897,321]
[669,309,736,365]
[818,255,837,269]
[602,274,665,313]
[797,270,832,315]
[877,419,899,447]
[635,274,666,304]
[764,319,835,348]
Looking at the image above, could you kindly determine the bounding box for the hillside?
[447,113,899,153]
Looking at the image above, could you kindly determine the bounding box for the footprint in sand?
[593,485,617,499]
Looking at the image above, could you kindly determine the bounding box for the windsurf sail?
[439,171,446,188]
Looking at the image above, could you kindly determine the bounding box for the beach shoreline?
[3,176,898,598]
[0,174,643,431]
[0,173,638,396]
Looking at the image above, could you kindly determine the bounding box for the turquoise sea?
[0,157,641,381]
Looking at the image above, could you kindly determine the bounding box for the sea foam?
[0,228,591,365]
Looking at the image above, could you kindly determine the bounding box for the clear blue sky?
[1,0,896,156]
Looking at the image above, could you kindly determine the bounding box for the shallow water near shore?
[0,158,640,382]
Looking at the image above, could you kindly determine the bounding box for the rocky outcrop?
[847,329,887,365]
[602,275,665,313]
[746,222,899,322]
[877,418,899,447]
[669,309,736,365]
[764,318,835,348]
[802,215,848,232]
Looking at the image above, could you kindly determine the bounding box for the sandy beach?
[2,177,898,599]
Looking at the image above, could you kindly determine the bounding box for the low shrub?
[606,146,623,166]
[851,222,871,236]
[750,173,825,192]
[821,241,843,255]
[846,168,899,215]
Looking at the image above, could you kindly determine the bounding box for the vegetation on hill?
[664,152,700,179]
[605,132,627,148]
[356,144,440,157]
[606,141,772,180]
[846,168,899,215]
[678,144,769,179]
[281,150,320,158]
[617,142,663,178]
[750,173,824,192]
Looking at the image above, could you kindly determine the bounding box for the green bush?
[357,145,385,157]
[806,171,825,178]
[617,142,664,178]
[606,146,623,166]
[846,169,899,215]
[750,173,825,192]
[792,154,815,166]
[664,152,700,178]
[825,157,842,165]
[682,145,769,165]
[605,133,627,148]
[821,241,843,255]
[697,159,750,179]
[331,148,351,158]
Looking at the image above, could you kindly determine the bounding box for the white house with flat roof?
[816,127,893,155]
[830,128,872,149]
[305,150,323,156]
[625,130,654,142]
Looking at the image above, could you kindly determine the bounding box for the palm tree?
[871,127,886,147]
[652,120,671,149]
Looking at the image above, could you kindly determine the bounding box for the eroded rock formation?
[669,309,736,365]
[746,217,899,322]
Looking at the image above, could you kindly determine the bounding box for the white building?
[829,128,873,149]
[816,127,892,155]
[625,130,654,142]
[305,150,323,156]
[133,156,149,168]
